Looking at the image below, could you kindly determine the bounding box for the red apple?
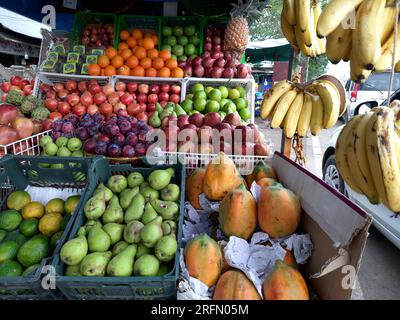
[115,81,126,92]
[127,103,141,116]
[170,85,181,94]
[160,84,170,93]
[169,94,180,104]
[127,82,138,93]
[158,92,169,102]
[148,93,158,104]
[150,84,160,94]
[138,84,149,94]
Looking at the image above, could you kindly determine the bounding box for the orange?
[140,57,152,69]
[132,29,143,40]
[117,65,131,76]
[157,67,171,78]
[120,30,130,41]
[130,65,145,77]
[152,57,164,70]
[100,69,105,76]
[118,42,129,51]
[151,34,158,46]
[159,49,171,61]
[88,64,101,76]
[145,67,157,77]
[171,67,184,78]
[147,48,159,60]
[120,48,133,60]
[111,56,124,68]
[104,65,117,76]
[98,55,110,68]
[137,39,144,47]
[126,37,137,49]
[144,32,153,39]
[126,55,139,69]
[134,47,147,60]
[105,47,118,59]
[142,38,155,50]
[165,58,178,69]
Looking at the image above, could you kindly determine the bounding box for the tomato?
[87,104,99,115]
[99,103,113,116]
[127,103,141,116]
[73,105,87,117]
[58,102,71,116]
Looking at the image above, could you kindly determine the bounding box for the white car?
[322,89,400,250]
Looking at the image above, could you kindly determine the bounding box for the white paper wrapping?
[25,186,84,205]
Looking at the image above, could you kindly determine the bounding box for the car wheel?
[323,155,345,194]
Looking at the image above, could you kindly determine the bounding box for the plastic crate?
[70,12,117,49]
[52,157,185,300]
[0,155,94,300]
[116,16,161,47]
[182,77,257,123]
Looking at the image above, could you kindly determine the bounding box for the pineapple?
[224,0,269,61]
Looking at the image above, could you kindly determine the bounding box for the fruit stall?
[0,0,399,302]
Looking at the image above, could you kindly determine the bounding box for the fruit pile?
[260,77,344,138]
[59,168,180,277]
[184,154,309,300]
[0,190,80,277]
[40,135,83,159]
[80,23,115,49]
[160,24,200,61]
[0,76,34,102]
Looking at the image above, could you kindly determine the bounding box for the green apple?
[165,36,177,46]
[184,25,196,36]
[205,100,220,113]
[181,99,193,113]
[193,91,207,100]
[191,83,204,93]
[193,98,207,112]
[208,89,222,102]
[44,142,58,156]
[162,26,173,37]
[234,98,248,111]
[185,44,195,56]
[218,86,229,99]
[178,36,189,46]
[205,86,214,95]
[172,44,184,57]
[237,86,246,98]
[239,108,251,121]
[228,88,241,100]
[173,26,184,37]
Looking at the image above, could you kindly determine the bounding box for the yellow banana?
[260,80,292,119]
[313,3,326,55]
[310,94,324,136]
[297,0,311,32]
[374,20,400,72]
[281,11,298,48]
[284,91,304,138]
[317,0,364,38]
[350,22,372,83]
[297,93,313,137]
[380,3,396,45]
[270,89,298,129]
[295,24,313,56]
[326,23,352,64]
[312,80,340,129]
[283,0,297,26]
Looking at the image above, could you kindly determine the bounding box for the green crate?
[160,16,203,57]
[0,155,94,300]
[71,12,117,50]
[116,16,161,48]
[52,157,186,300]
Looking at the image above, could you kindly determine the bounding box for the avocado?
[17,235,49,268]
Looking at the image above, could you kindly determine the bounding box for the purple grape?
[95,141,108,155]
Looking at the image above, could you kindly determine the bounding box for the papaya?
[257,177,279,188]
[203,153,242,201]
[214,269,262,300]
[263,260,309,300]
[219,184,257,240]
[186,168,206,210]
[184,234,223,287]
[246,161,277,186]
[258,185,301,238]
[283,249,298,269]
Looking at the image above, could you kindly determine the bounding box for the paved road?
[256,118,400,300]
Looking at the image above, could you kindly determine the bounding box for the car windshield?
[358,73,400,92]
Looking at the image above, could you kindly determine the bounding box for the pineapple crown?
[229,0,270,22]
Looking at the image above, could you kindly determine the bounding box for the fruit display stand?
[52,158,185,300]
[0,155,94,299]
[116,16,161,48]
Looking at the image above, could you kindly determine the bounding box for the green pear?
[148,168,174,190]
[162,220,177,236]
[85,220,102,233]
[65,263,81,276]
[157,264,170,276]
[119,187,139,209]
[77,226,86,237]
[112,241,129,257]
[155,235,178,262]
[174,104,186,116]
[156,102,164,114]
[107,244,137,276]
[107,175,128,194]
[80,251,112,276]
[84,197,106,220]
[149,111,161,128]
[150,199,179,220]
[160,106,174,120]
[140,216,163,248]
[103,223,125,245]
[88,225,111,252]
[160,184,180,202]
[124,193,145,223]
[140,182,160,202]
[60,235,88,266]
[93,183,113,202]
[136,243,152,259]
[141,203,159,224]
[124,220,144,244]
[102,196,124,224]
[127,172,144,188]
[133,254,159,276]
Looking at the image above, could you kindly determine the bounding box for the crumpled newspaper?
[198,193,220,213]
[25,186,84,205]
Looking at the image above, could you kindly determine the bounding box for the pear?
[148,168,174,190]
[124,220,144,244]
[80,251,112,276]
[88,225,111,252]
[136,243,152,259]
[127,172,144,188]
[140,183,159,202]
[162,220,177,236]
[140,216,163,248]
[119,187,139,210]
[107,175,128,194]
[155,102,163,114]
[65,263,81,276]
[77,226,86,237]
[157,264,170,276]
[174,104,186,116]
[150,199,179,220]
[84,197,106,220]
[112,241,129,257]
[155,235,178,262]
[107,244,137,276]
[102,196,124,224]
[160,184,180,202]
[85,220,102,233]
[149,111,161,128]
[141,203,159,224]
[124,193,145,223]
[133,254,160,276]
[103,223,125,245]
[160,106,174,120]
[60,235,88,266]
[93,183,113,202]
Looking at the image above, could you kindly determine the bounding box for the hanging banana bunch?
[281,0,326,57]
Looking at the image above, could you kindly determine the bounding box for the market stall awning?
[246,38,291,63]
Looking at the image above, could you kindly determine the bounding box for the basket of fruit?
[52,157,185,300]
[0,155,94,299]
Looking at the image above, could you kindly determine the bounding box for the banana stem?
[387,0,399,107]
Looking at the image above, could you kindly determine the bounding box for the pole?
[387,0,399,107]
